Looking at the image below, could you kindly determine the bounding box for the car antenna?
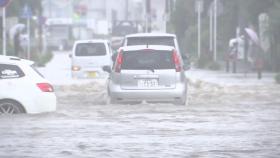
[146,43,149,48]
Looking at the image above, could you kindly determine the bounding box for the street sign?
[21,4,33,19]
[0,0,10,8]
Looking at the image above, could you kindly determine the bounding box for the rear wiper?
[142,67,155,73]
[148,68,155,73]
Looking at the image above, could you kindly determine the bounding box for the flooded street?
[1,80,280,158]
[2,0,280,157]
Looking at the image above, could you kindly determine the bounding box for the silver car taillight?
[114,51,123,73]
[172,50,181,72]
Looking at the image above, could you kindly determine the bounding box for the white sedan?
[0,56,56,114]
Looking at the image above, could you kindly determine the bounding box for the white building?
[42,0,168,35]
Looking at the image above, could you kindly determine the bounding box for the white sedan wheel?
[0,101,23,115]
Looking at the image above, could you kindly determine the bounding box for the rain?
[1,0,280,157]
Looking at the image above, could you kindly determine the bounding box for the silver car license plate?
[137,79,158,88]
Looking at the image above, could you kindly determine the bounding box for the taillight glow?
[37,83,54,92]
[114,51,123,73]
[172,50,181,72]
[72,66,81,71]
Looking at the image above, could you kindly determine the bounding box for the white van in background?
[70,40,112,78]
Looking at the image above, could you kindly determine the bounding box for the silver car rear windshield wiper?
[142,67,155,73]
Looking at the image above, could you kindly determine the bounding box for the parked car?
[123,33,190,69]
[103,45,188,105]
[0,56,56,114]
[70,40,112,78]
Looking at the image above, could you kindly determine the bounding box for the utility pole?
[2,7,6,55]
[145,0,151,33]
[48,0,52,18]
[27,15,31,59]
[213,0,217,62]
[196,0,203,59]
[209,4,213,55]
[125,0,129,20]
[164,0,169,33]
[0,0,10,56]
[198,4,201,59]
[22,4,32,59]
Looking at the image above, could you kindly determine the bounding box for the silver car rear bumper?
[109,82,187,102]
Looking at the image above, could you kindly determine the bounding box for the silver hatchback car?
[103,45,188,105]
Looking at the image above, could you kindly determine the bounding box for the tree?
[7,0,42,18]
[6,0,43,52]
[170,0,280,71]
[268,1,280,71]
[170,0,195,44]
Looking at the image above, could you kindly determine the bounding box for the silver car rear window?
[122,50,175,70]
[126,37,175,47]
[75,43,106,56]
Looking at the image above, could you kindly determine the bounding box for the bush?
[208,61,221,70]
[275,73,280,84]
[31,50,53,67]
[0,42,15,56]
[195,57,208,69]
[194,52,213,69]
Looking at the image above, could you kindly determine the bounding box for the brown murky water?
[1,80,280,158]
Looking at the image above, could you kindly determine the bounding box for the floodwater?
[1,80,280,158]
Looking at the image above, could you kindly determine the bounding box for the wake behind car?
[70,40,112,78]
[103,45,188,105]
[0,56,56,114]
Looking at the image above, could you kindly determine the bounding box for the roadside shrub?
[208,61,221,71]
[195,52,213,69]
[37,51,53,67]
[31,49,53,67]
[0,42,14,56]
[275,73,280,84]
[195,57,208,69]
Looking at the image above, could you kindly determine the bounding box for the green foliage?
[208,61,221,71]
[275,73,280,84]
[7,0,42,18]
[31,49,53,67]
[170,0,195,42]
[195,56,221,71]
[195,57,208,69]
[38,52,53,67]
[268,1,280,71]
[195,53,212,69]
[183,25,197,59]
[5,0,44,63]
[171,0,280,71]
[0,41,14,56]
